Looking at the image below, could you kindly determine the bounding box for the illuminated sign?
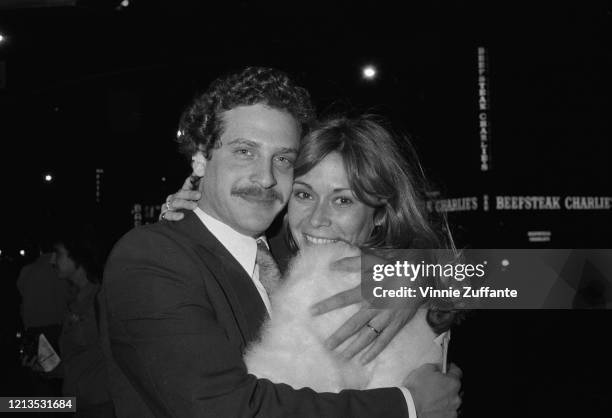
[132,203,163,227]
[477,47,491,171]
[564,196,612,210]
[528,231,552,243]
[427,197,479,212]
[132,204,142,227]
[496,196,612,210]
[428,195,612,212]
[496,196,561,210]
[95,168,104,203]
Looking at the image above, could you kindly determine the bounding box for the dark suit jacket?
[100,210,409,417]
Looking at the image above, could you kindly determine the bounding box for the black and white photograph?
[1,1,611,417]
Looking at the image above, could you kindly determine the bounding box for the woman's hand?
[310,254,424,365]
[160,176,201,221]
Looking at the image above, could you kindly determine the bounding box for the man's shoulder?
[17,255,52,283]
[103,218,208,290]
[109,219,194,261]
[103,220,207,319]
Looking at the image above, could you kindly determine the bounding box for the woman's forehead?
[295,153,351,189]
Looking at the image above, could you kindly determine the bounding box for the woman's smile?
[302,233,340,245]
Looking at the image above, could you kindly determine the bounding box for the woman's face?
[288,152,376,248]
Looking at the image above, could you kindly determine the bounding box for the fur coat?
[244,243,443,391]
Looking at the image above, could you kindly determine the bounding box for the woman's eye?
[294,191,311,200]
[335,197,353,206]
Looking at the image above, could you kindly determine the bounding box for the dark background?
[1,1,611,416]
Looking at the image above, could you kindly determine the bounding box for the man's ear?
[191,150,207,177]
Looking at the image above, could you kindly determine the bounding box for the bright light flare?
[362,65,377,80]
[115,0,129,10]
[44,174,53,182]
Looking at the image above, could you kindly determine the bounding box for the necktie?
[256,238,281,297]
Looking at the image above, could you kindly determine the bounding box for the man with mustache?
[101,67,461,417]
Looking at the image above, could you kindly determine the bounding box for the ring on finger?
[365,323,382,336]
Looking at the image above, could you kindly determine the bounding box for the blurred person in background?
[17,233,69,396]
[22,223,115,417]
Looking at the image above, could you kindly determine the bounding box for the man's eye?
[235,148,253,157]
[275,155,295,167]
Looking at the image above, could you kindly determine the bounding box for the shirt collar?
[193,207,260,277]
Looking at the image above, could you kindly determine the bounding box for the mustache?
[231,185,284,202]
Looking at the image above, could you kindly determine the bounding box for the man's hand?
[310,254,422,365]
[21,354,44,373]
[404,363,462,418]
[160,176,201,221]
[21,354,37,368]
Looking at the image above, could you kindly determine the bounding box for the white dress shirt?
[193,207,272,316]
[192,207,418,417]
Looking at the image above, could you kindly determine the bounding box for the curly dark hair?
[177,67,315,159]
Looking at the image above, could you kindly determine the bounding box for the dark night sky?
[1,0,611,250]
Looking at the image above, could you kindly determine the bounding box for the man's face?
[198,103,300,237]
[50,243,77,281]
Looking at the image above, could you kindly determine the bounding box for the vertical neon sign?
[478,47,491,171]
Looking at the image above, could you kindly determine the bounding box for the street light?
[362,65,377,80]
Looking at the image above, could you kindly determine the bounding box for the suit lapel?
[174,211,268,346]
